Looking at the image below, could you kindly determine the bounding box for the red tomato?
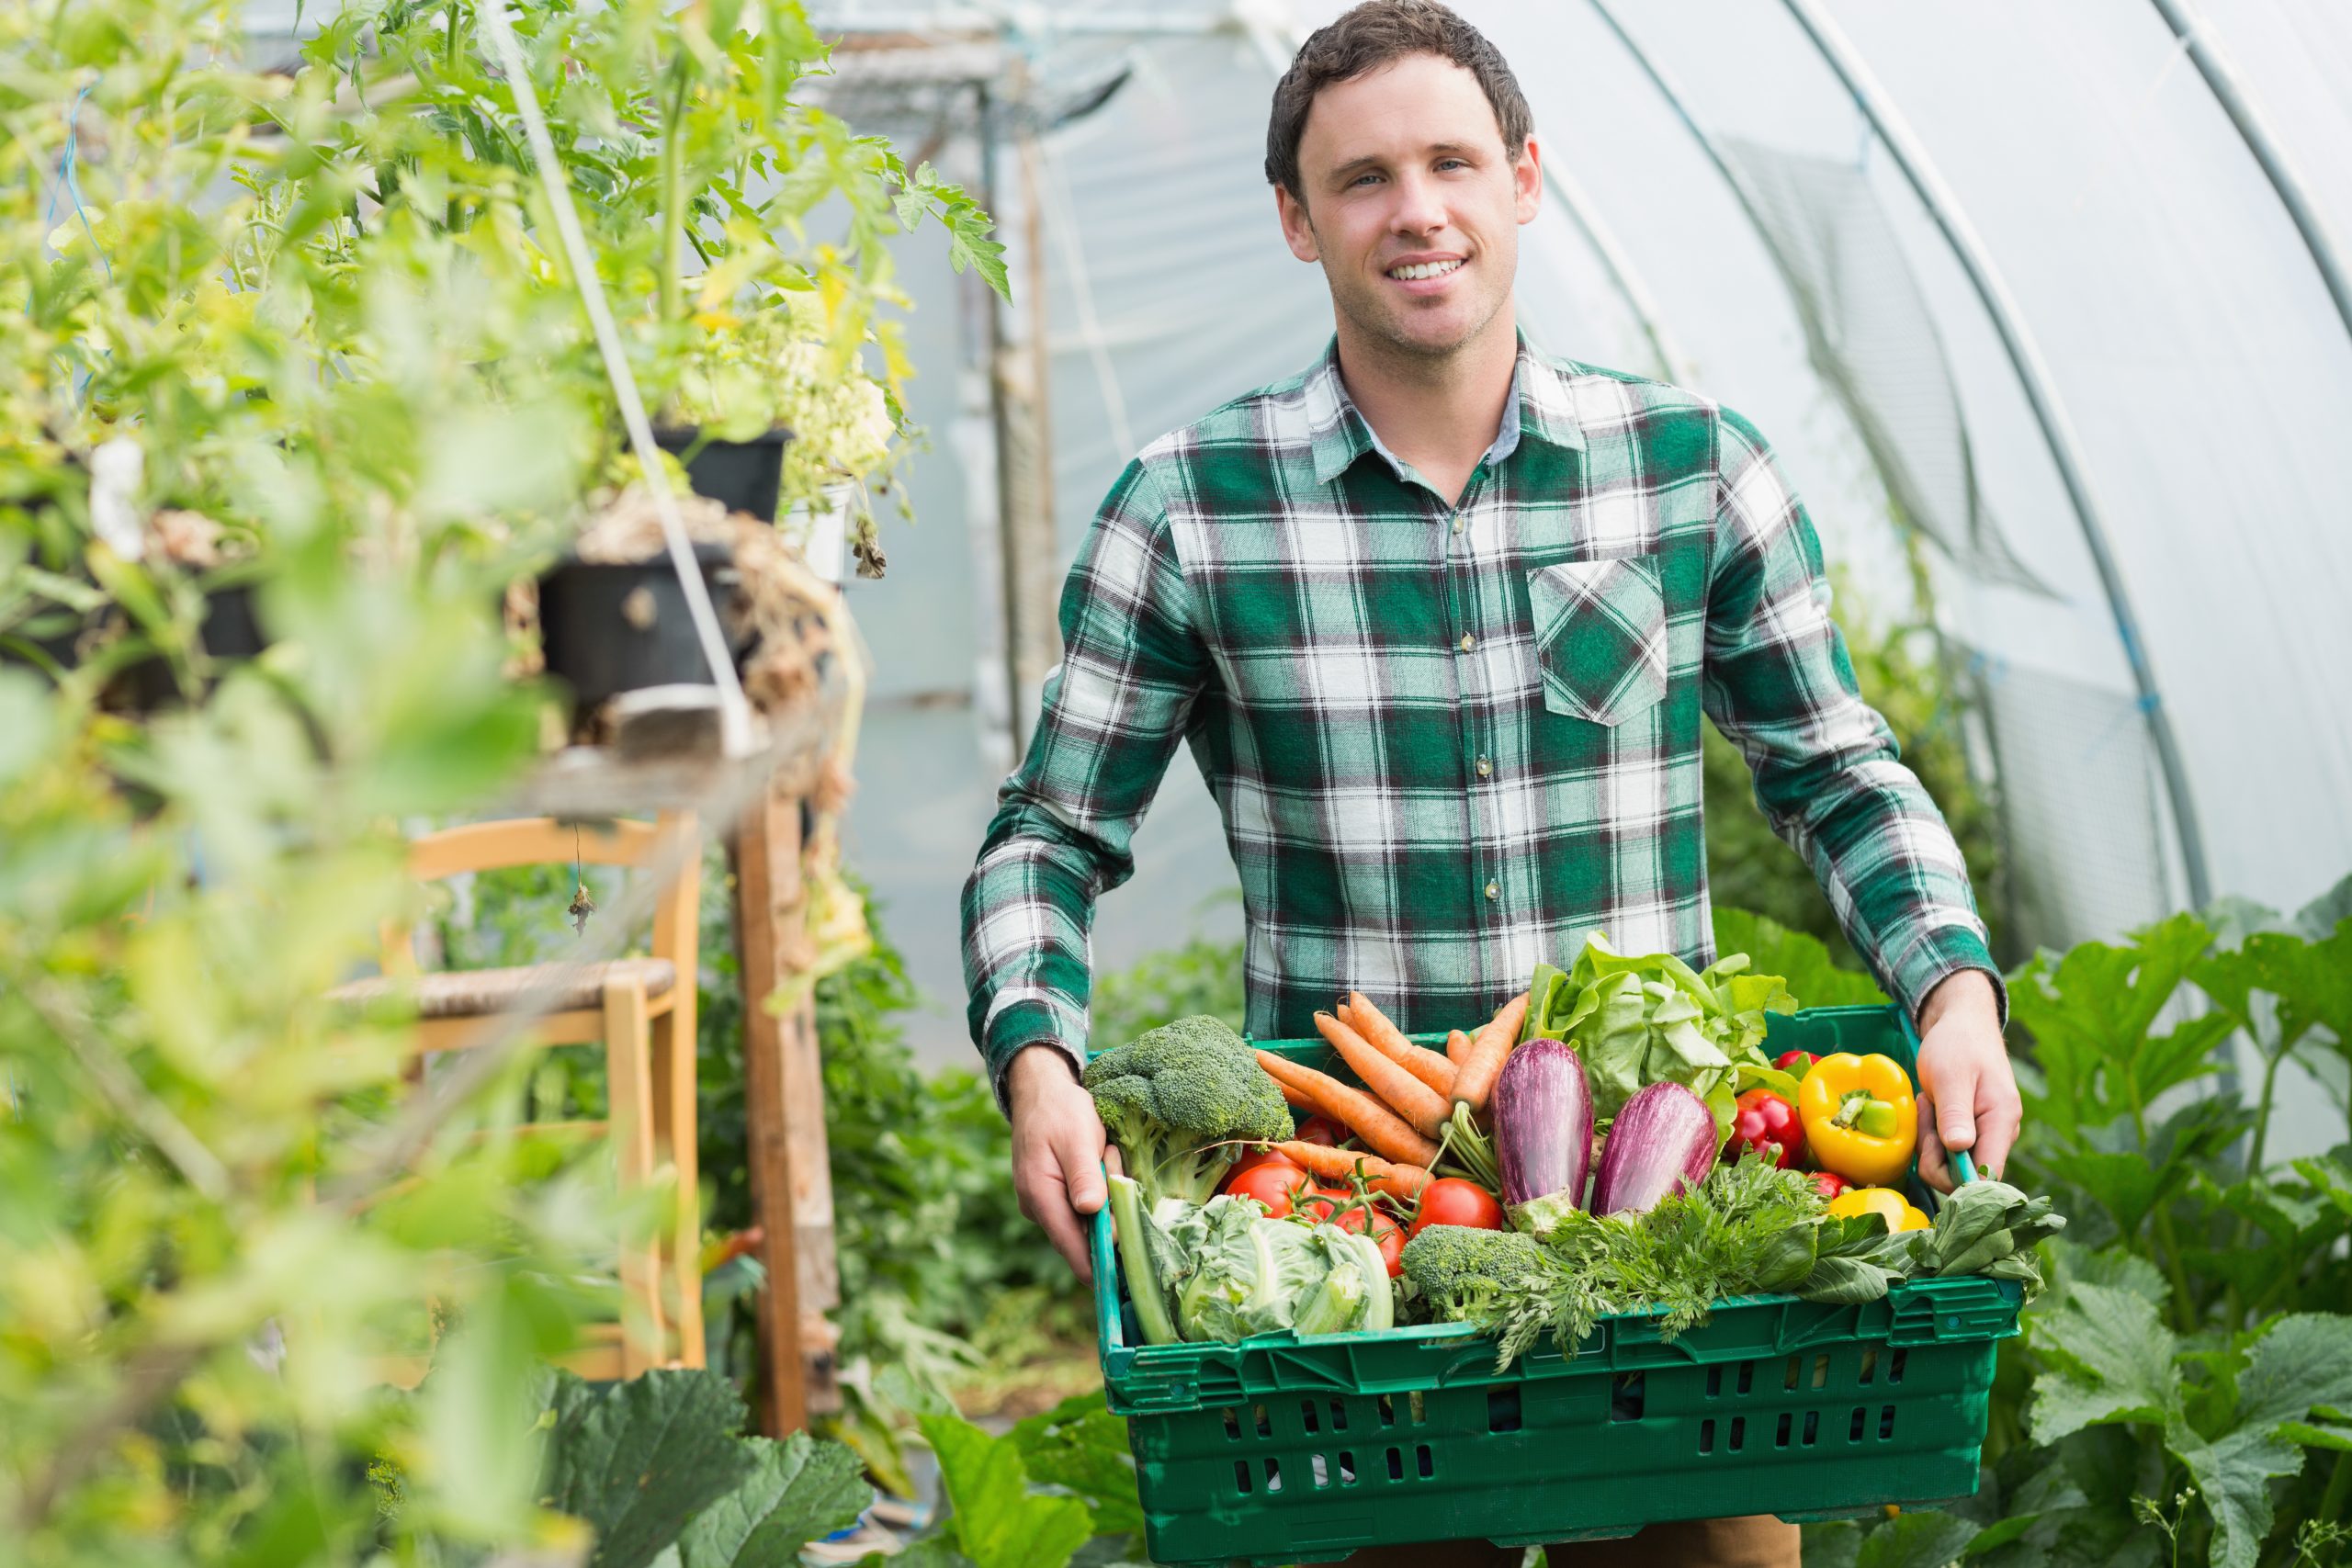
[1728,1088,1806,1169]
[1227,1146,1297,1182]
[1806,1169,1850,1201]
[1225,1161,1308,1216]
[1773,1050,1817,1079]
[1294,1115,1344,1146]
[1407,1179,1506,1237]
[1369,1211,1406,1278]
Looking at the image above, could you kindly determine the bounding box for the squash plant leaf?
[917,1412,1094,1568]
[2026,1281,2182,1445]
[1010,1393,1142,1540]
[675,1430,872,1568]
[541,1369,759,1568]
[1853,1507,1981,1568]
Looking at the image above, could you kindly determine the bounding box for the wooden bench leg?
[651,1000,704,1368]
[605,978,664,1378]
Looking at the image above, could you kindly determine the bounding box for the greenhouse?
[4,1,2348,1565]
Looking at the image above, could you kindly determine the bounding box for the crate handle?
[1090,1162,1124,1352]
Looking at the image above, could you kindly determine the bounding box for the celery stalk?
[1107,1174,1181,1346]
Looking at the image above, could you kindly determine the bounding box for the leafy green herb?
[1439,1157,1829,1367]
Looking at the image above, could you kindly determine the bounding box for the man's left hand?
[1912,968,2020,1192]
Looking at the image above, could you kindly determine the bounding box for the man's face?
[1277,52,1541,363]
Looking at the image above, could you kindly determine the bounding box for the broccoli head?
[1399,1224,1548,1320]
[1082,1014,1291,1212]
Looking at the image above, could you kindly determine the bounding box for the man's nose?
[1389,170,1446,237]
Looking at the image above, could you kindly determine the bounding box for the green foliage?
[1709,908,1889,1009]
[844,1396,1145,1568]
[531,1368,868,1568]
[0,0,1009,1559]
[1816,875,2352,1568]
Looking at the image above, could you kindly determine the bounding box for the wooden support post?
[730,779,842,1433]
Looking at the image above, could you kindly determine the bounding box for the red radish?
[1490,1039,1594,1235]
[1590,1081,1718,1216]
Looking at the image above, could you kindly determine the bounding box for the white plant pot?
[784,481,857,585]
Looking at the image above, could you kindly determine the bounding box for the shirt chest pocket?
[1526,554,1668,727]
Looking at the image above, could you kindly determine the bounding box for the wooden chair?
[336,813,705,1380]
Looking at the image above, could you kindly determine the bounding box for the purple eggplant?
[1490,1039,1594,1235]
[1590,1081,1718,1216]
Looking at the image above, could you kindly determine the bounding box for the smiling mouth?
[1386,258,1464,281]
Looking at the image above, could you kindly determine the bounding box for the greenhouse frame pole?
[1773,0,2213,910]
[2148,0,2352,347]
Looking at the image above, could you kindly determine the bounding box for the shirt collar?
[1305,332,1585,488]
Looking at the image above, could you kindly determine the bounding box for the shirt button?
[1452,513,1464,535]
[1476,756,1492,777]
[1457,633,1476,653]
[1484,879,1499,901]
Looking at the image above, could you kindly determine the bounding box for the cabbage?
[1165,1195,1385,1344]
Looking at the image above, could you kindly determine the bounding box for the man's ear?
[1513,133,1543,225]
[1274,183,1321,263]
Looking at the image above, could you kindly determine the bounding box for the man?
[961,4,2019,1562]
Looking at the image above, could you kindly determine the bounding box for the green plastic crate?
[1088,1005,2023,1565]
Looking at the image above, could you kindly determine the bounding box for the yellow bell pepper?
[1796,1052,1918,1187]
[1826,1186,1930,1233]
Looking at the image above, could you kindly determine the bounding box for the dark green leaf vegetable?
[1894,1179,2067,1298]
[1082,1014,1293,1214]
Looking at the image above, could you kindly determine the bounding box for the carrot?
[1445,1028,1474,1067]
[1272,1077,1313,1110]
[1255,1050,1441,1168]
[1347,991,1458,1100]
[1372,1163,1433,1202]
[1450,990,1530,1114]
[1272,1141,1432,1201]
[1314,1010,1452,1141]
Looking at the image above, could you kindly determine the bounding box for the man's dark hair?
[1264,0,1533,202]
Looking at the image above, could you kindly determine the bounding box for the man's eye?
[1437,158,1468,172]
[1351,172,1383,186]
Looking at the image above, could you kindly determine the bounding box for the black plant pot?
[537,541,752,712]
[114,581,268,711]
[3,580,269,710]
[653,424,793,524]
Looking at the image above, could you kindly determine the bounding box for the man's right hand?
[1005,1043,1108,1284]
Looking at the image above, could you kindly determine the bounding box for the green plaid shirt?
[962,337,1996,1092]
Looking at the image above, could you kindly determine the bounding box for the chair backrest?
[383,813,700,983]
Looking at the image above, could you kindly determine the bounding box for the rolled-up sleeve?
[1700,407,2004,1026]
[960,457,1212,1104]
